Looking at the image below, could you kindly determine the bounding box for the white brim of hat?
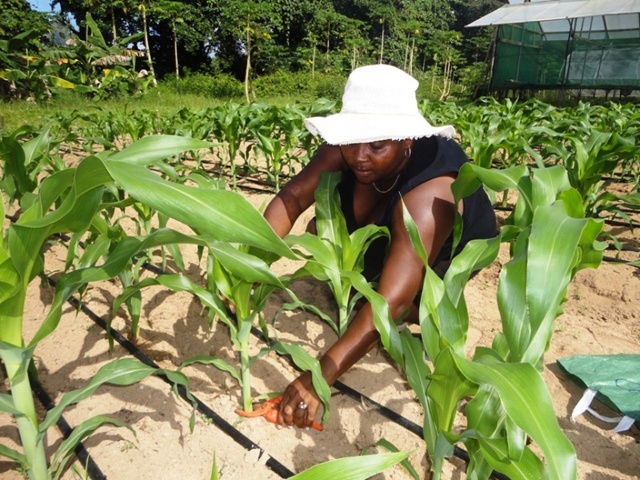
[305,113,456,146]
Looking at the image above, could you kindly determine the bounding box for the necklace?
[372,174,400,194]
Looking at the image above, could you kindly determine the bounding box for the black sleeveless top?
[338,135,497,280]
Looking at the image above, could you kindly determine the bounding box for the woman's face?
[339,139,412,185]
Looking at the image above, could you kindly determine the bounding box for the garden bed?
[1,187,639,480]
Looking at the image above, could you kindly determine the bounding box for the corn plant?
[0,124,63,205]
[109,238,295,413]
[289,450,410,480]
[285,171,389,337]
[0,135,215,480]
[210,102,253,188]
[365,162,605,479]
[537,128,637,218]
[44,134,328,417]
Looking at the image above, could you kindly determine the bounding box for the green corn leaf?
[453,354,576,480]
[0,392,21,415]
[315,171,350,250]
[399,330,438,449]
[38,358,158,438]
[0,255,20,306]
[474,435,545,480]
[452,163,529,206]
[344,224,390,271]
[399,329,430,408]
[210,452,219,480]
[288,231,341,271]
[0,443,27,470]
[272,341,332,426]
[113,274,234,334]
[103,134,213,165]
[30,229,210,347]
[346,271,403,366]
[276,288,338,336]
[0,342,35,390]
[361,438,420,480]
[103,157,294,259]
[50,416,133,480]
[444,236,501,307]
[289,451,410,480]
[522,202,603,364]
[428,349,477,435]
[452,164,534,227]
[530,166,571,209]
[179,355,242,387]
[209,241,285,288]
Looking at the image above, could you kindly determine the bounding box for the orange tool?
[235,395,323,431]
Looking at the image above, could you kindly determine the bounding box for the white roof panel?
[467,0,640,27]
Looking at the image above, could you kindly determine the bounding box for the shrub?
[176,73,244,99]
[252,70,346,102]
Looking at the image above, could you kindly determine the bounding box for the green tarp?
[557,354,640,433]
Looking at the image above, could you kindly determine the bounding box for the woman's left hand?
[277,372,321,430]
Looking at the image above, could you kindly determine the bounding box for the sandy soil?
[1,184,639,480]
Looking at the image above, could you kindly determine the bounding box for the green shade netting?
[557,354,640,433]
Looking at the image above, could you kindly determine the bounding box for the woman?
[263,64,497,430]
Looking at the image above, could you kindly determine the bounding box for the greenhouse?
[467,0,640,92]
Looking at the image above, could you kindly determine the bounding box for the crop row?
[1,98,638,480]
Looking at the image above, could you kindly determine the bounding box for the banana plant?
[285,171,390,337]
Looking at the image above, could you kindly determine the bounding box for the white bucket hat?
[304,64,455,145]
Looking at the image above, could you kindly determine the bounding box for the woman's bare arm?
[278,175,459,428]
[263,143,346,238]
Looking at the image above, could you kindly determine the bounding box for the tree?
[152,0,195,81]
[2,0,50,41]
[216,0,280,102]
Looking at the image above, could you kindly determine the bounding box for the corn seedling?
[285,171,389,337]
[288,450,410,480]
[372,162,605,479]
[0,135,212,479]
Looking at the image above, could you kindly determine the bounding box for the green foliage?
[373,163,605,480]
[175,72,244,99]
[252,70,346,102]
[286,171,389,337]
[0,29,76,101]
[0,0,50,42]
[289,450,410,480]
[0,134,214,480]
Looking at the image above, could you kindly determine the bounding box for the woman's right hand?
[277,372,322,430]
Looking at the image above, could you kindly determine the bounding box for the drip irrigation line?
[605,245,640,253]
[603,255,639,266]
[248,327,511,480]
[40,275,296,479]
[29,375,107,480]
[9,213,509,479]
[605,218,638,228]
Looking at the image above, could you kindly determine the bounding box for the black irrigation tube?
[248,327,510,480]
[40,274,296,479]
[7,187,575,480]
[29,375,107,480]
[56,269,507,480]
[35,253,508,479]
